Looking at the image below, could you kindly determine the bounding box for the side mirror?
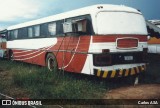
[63,19,87,34]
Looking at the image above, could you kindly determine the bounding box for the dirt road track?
[104,84,160,99]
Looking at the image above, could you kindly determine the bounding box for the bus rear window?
[96,12,147,35]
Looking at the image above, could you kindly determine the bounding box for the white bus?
[7,4,148,78]
[0,29,7,58]
[147,20,160,54]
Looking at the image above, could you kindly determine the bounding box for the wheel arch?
[8,49,13,60]
[45,51,59,68]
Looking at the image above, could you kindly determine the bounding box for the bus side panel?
[12,49,46,66]
[11,36,90,73]
[51,36,91,73]
[65,36,91,73]
[148,37,160,54]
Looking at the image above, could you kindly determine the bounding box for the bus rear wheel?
[46,53,58,72]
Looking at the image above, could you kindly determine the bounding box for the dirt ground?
[104,84,160,99]
[102,54,160,107]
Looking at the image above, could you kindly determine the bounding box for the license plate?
[124,56,133,61]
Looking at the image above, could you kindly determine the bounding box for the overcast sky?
[0,0,159,30]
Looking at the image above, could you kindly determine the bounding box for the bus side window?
[63,14,93,35]
[9,30,18,40]
[28,27,33,38]
[34,25,40,37]
[40,23,48,37]
[7,31,11,40]
[10,31,14,40]
[0,38,2,43]
[63,19,87,34]
[48,22,56,36]
[14,30,18,39]
[56,20,64,36]
[18,28,27,39]
[23,28,28,39]
[8,30,18,40]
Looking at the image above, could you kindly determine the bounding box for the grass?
[0,54,160,107]
[0,59,139,100]
[0,59,107,99]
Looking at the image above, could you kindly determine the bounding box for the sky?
[0,0,159,30]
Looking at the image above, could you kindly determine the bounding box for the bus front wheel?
[46,53,58,72]
[9,50,14,60]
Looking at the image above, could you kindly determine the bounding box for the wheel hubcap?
[48,57,55,71]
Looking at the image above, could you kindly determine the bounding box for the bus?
[0,29,7,58]
[147,20,160,54]
[148,37,160,54]
[7,4,148,79]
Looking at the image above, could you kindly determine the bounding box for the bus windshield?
[96,11,147,35]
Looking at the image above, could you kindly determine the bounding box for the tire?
[46,53,58,72]
[9,50,14,60]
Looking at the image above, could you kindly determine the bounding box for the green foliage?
[0,60,106,99]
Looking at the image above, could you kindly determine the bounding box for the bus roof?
[0,29,7,34]
[7,4,141,30]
